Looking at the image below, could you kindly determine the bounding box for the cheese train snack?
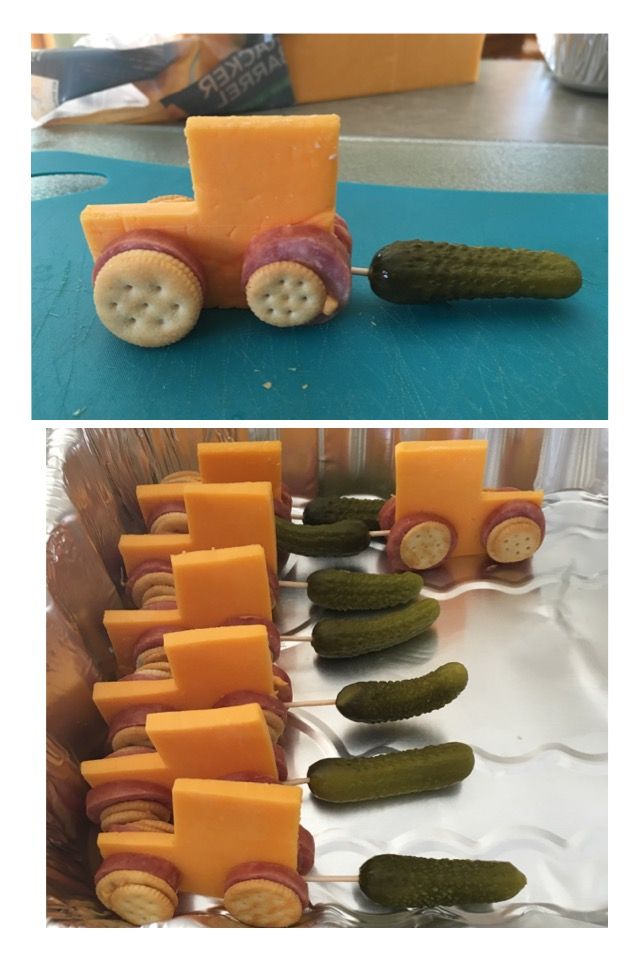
[141,440,292,534]
[278,438,545,570]
[90,777,526,927]
[80,115,579,348]
[82,115,350,347]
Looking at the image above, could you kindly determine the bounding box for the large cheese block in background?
[92,624,275,721]
[280,34,484,102]
[82,703,278,786]
[121,481,277,573]
[98,779,302,897]
[104,545,273,673]
[394,440,544,558]
[80,114,340,309]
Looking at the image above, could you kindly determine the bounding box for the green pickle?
[359,854,527,908]
[311,597,439,658]
[308,742,474,803]
[303,496,384,530]
[275,516,370,557]
[336,662,468,723]
[307,568,423,612]
[369,239,582,304]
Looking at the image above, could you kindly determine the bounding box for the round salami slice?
[86,780,173,824]
[92,230,206,293]
[94,852,180,892]
[297,826,316,875]
[224,861,309,909]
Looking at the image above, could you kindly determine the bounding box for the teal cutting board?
[32,151,607,420]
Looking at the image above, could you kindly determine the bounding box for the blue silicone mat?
[32,151,607,420]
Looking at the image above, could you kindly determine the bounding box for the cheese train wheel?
[86,780,174,832]
[223,861,310,927]
[94,853,182,925]
[358,855,527,909]
[241,224,351,328]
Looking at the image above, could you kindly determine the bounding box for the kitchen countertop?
[32,60,607,195]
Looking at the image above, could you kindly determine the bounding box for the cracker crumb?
[262,382,273,390]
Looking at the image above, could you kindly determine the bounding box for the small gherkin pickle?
[359,854,527,909]
[275,516,370,557]
[308,742,474,803]
[336,662,468,723]
[369,239,582,304]
[303,496,384,530]
[312,598,439,658]
[307,568,423,612]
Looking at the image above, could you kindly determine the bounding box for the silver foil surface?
[46,428,607,928]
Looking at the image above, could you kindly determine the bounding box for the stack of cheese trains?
[85,548,475,926]
[123,440,289,612]
[88,547,313,925]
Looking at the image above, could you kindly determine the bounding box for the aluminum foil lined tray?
[46,429,608,928]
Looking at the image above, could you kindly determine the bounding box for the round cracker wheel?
[93,248,203,347]
[223,862,309,928]
[245,260,329,327]
[94,855,180,925]
[149,510,189,534]
[387,513,458,572]
[481,500,545,564]
[242,224,351,327]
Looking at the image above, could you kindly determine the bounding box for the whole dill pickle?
[307,742,474,803]
[307,568,423,612]
[311,598,440,658]
[359,854,527,908]
[275,516,370,557]
[336,662,468,723]
[303,496,385,530]
[369,239,582,304]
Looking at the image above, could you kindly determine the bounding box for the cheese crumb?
[262,381,273,390]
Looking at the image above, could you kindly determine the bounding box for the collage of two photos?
[37,33,609,932]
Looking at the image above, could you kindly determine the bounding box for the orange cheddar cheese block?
[98,778,302,897]
[93,624,274,722]
[105,546,272,673]
[394,440,544,558]
[81,115,340,309]
[121,481,277,574]
[197,440,282,497]
[82,703,278,787]
[280,35,484,103]
[173,546,271,627]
